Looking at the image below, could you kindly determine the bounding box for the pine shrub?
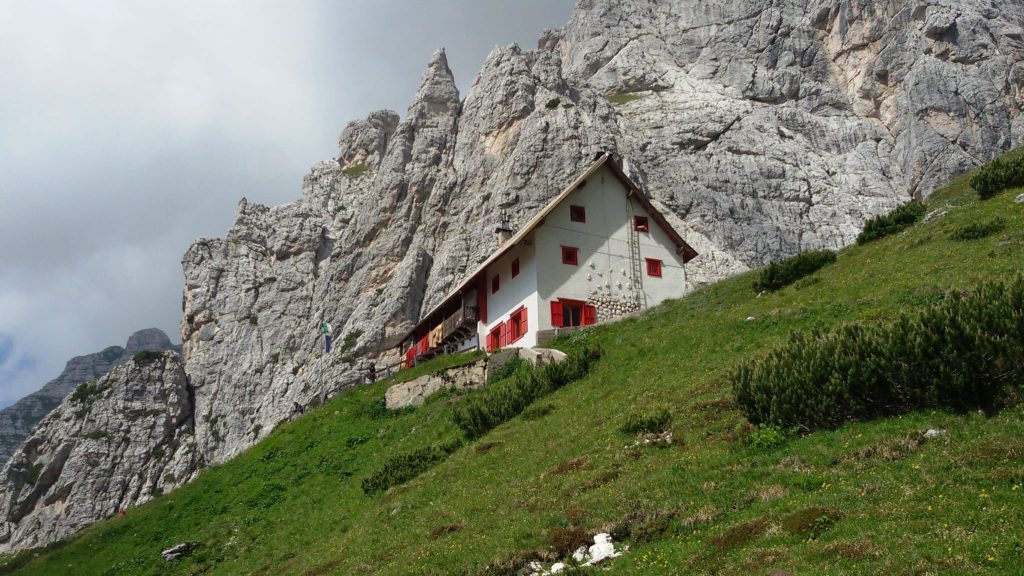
[752,250,837,293]
[452,344,602,439]
[950,218,1006,241]
[361,439,463,495]
[856,202,926,244]
[132,350,163,364]
[970,155,1024,199]
[620,409,671,435]
[732,277,1024,431]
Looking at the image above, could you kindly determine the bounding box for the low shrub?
[620,408,671,435]
[732,277,1024,431]
[520,403,554,421]
[341,162,369,178]
[607,92,645,105]
[452,344,602,439]
[69,381,107,404]
[488,357,529,385]
[24,463,43,486]
[545,97,561,109]
[856,202,926,244]
[361,439,462,495]
[747,424,793,450]
[132,350,163,364]
[547,526,590,557]
[970,155,1024,199]
[951,218,1006,241]
[781,507,840,538]
[752,250,836,293]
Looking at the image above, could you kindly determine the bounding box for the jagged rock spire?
[409,48,461,119]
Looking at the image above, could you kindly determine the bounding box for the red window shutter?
[570,205,586,223]
[492,275,500,294]
[512,258,520,278]
[646,258,662,277]
[499,322,506,347]
[561,246,578,266]
[477,277,488,323]
[583,305,596,326]
[521,308,528,335]
[550,301,563,328]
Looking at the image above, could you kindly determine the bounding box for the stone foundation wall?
[587,296,641,323]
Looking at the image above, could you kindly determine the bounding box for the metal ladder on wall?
[626,197,646,312]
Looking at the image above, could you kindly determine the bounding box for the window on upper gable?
[491,274,500,294]
[511,258,520,279]
[570,205,586,223]
[561,246,579,266]
[633,215,649,233]
[646,258,662,277]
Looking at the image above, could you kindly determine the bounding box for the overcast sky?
[0,0,574,407]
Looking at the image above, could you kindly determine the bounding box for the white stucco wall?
[534,165,687,329]
[477,239,539,349]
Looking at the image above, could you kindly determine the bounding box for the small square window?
[491,274,500,294]
[633,216,649,232]
[561,246,579,266]
[570,205,586,223]
[646,258,662,277]
[511,258,520,278]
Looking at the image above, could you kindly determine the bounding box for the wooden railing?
[442,305,479,339]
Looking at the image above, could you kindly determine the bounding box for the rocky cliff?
[0,329,177,466]
[0,351,196,550]
[2,0,1022,553]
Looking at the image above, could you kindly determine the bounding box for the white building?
[400,152,698,366]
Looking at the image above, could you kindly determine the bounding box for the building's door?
[562,301,584,327]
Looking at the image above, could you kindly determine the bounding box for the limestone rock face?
[4,0,1024,553]
[0,352,196,552]
[179,0,1024,477]
[0,329,178,466]
[385,360,487,410]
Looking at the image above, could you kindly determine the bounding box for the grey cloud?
[0,0,573,407]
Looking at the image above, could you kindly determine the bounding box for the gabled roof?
[403,152,698,342]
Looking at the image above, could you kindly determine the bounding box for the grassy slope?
[4,161,1024,575]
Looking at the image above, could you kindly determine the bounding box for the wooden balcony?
[415,305,480,364]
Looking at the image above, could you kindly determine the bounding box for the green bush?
[24,463,43,486]
[452,344,602,439]
[69,381,106,404]
[132,350,163,364]
[620,409,671,435]
[520,403,554,421]
[753,250,837,293]
[545,97,561,109]
[361,439,462,495]
[488,357,529,385]
[607,93,645,105]
[857,202,926,244]
[951,218,1006,241]
[732,277,1024,431]
[342,162,369,178]
[970,155,1024,199]
[747,424,793,450]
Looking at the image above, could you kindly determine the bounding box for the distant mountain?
[0,328,178,465]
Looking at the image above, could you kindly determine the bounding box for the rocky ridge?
[0,329,177,466]
[1,0,1022,553]
[0,351,195,550]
